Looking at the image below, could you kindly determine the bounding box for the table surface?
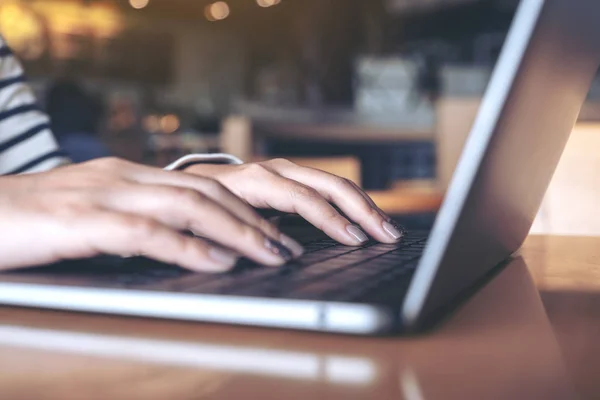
[1,235,599,400]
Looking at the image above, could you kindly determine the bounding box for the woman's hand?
[184,158,404,246]
[0,158,303,273]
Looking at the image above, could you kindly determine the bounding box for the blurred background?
[3,0,600,233]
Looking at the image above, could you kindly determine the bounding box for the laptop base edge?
[0,283,400,336]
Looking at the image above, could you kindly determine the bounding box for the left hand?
[185,158,404,246]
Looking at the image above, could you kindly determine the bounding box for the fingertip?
[345,225,369,245]
[208,247,239,267]
[280,234,304,257]
[381,220,405,243]
[260,256,287,268]
[187,247,238,273]
[188,264,234,274]
[264,238,294,262]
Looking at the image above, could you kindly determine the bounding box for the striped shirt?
[0,36,69,175]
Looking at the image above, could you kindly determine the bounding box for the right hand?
[0,158,303,273]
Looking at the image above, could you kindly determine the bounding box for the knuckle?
[90,157,123,169]
[86,158,133,178]
[332,176,354,192]
[271,158,295,167]
[289,184,319,201]
[168,233,193,255]
[169,187,205,205]
[244,163,270,175]
[257,217,280,237]
[122,216,160,240]
[181,243,210,265]
[202,178,227,194]
[322,208,343,222]
[239,224,264,246]
[367,205,383,220]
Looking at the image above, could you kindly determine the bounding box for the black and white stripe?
[0,36,69,175]
[0,74,25,91]
[0,45,12,58]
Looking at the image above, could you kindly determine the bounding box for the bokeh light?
[160,114,180,134]
[143,115,161,133]
[0,3,45,60]
[205,2,230,21]
[129,0,149,10]
[256,0,281,8]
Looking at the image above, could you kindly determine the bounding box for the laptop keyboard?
[6,231,428,305]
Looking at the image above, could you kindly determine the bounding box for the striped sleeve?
[0,36,70,175]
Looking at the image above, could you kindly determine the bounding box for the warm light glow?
[256,0,281,7]
[205,1,230,21]
[143,115,161,133]
[129,0,149,10]
[0,3,45,60]
[160,114,180,134]
[28,1,122,39]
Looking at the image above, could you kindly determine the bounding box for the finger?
[272,164,403,243]
[256,173,370,246]
[346,180,406,237]
[125,166,303,256]
[96,184,297,266]
[71,210,239,273]
[348,180,387,216]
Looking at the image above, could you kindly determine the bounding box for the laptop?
[0,0,598,335]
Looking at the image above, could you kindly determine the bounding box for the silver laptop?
[0,0,598,335]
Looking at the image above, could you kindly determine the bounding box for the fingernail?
[264,238,294,261]
[382,221,404,241]
[346,225,369,244]
[280,234,304,257]
[392,220,407,235]
[208,247,238,269]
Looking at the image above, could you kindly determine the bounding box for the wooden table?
[0,235,599,399]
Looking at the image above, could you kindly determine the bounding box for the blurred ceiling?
[53,0,519,21]
[108,0,292,21]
